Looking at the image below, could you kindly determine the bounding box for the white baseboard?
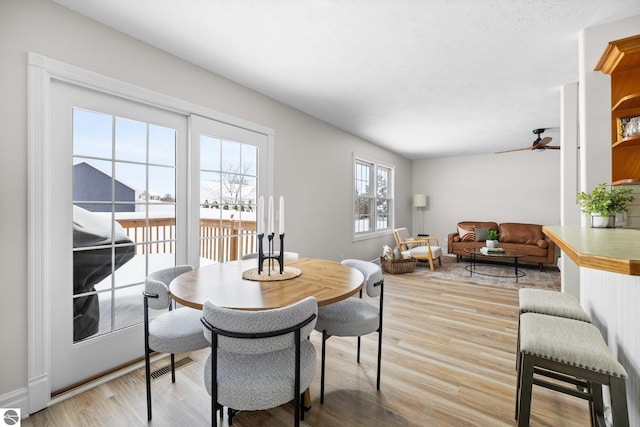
[0,387,29,419]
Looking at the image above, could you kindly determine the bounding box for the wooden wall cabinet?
[595,34,640,185]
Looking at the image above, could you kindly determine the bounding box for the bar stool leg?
[515,351,522,420]
[609,377,629,427]
[517,353,535,427]
[589,382,604,427]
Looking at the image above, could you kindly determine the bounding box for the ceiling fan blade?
[495,146,536,154]
[546,146,561,149]
[532,137,553,149]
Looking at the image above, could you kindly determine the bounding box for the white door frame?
[27,52,274,413]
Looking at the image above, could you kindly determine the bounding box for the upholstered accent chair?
[314,259,384,404]
[201,296,318,426]
[143,265,209,421]
[393,227,442,271]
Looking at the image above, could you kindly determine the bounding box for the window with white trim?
[353,156,394,237]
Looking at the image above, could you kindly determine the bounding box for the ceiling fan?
[495,128,560,154]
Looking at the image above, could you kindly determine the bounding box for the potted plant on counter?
[486,229,499,248]
[577,183,635,228]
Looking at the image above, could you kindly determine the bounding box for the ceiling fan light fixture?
[494,127,560,154]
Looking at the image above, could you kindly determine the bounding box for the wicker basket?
[380,256,417,274]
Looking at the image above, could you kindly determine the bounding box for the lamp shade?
[413,194,427,208]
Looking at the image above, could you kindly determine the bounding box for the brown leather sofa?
[447,221,556,271]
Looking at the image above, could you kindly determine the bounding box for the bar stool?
[517,289,590,369]
[516,313,629,427]
[519,288,591,321]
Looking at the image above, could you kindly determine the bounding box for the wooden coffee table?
[463,248,526,283]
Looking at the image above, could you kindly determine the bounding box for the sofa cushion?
[457,221,498,242]
[475,227,490,242]
[457,224,475,242]
[499,242,548,258]
[498,223,544,245]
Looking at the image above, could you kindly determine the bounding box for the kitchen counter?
[542,226,640,276]
[542,225,639,425]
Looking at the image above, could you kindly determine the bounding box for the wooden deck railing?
[116,217,257,262]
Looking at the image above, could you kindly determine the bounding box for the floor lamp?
[413,194,427,235]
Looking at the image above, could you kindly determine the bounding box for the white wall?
[411,151,561,254]
[0,0,410,403]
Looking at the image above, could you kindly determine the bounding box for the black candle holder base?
[257,233,285,275]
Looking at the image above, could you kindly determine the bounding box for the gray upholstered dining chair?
[314,259,384,404]
[143,265,209,421]
[201,296,317,427]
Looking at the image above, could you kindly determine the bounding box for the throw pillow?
[475,227,490,242]
[405,237,417,249]
[401,250,412,259]
[382,245,393,260]
[458,224,475,242]
[393,246,402,260]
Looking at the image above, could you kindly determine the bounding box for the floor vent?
[150,356,195,380]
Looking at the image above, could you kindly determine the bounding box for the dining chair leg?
[376,330,382,390]
[143,300,153,421]
[357,336,361,363]
[144,347,152,421]
[170,353,176,383]
[321,330,328,404]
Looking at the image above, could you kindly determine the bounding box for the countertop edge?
[543,226,640,276]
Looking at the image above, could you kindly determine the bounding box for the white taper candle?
[257,196,264,234]
[268,196,274,235]
[279,196,284,234]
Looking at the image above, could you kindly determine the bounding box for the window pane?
[377,168,389,198]
[149,125,175,166]
[114,162,145,202]
[355,162,371,197]
[241,144,258,176]
[221,140,241,173]
[73,158,114,208]
[201,135,221,171]
[240,175,257,207]
[377,199,389,230]
[149,165,175,202]
[200,171,221,208]
[115,117,147,163]
[73,109,112,159]
[114,285,144,331]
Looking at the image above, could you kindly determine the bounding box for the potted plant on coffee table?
[577,183,635,228]
[486,229,499,248]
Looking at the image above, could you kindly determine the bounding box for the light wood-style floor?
[24,268,590,426]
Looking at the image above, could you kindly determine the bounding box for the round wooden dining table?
[169,257,363,410]
[169,257,364,310]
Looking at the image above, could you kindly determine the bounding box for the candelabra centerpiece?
[241,195,302,280]
[257,232,285,275]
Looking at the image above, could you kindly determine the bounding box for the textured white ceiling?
[52,0,640,159]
